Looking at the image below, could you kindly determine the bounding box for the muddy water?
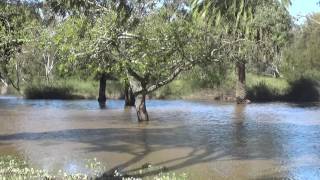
[0,96,320,179]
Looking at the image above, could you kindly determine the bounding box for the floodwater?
[0,96,320,179]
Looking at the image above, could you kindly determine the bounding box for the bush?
[247,77,320,102]
[247,82,281,102]
[24,83,75,100]
[285,77,320,102]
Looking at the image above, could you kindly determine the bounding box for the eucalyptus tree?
[192,0,291,103]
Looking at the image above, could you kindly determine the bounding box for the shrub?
[247,81,280,102]
[285,77,320,102]
[24,83,75,100]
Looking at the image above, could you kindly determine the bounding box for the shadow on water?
[0,112,319,178]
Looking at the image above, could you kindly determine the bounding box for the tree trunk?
[98,73,107,109]
[236,61,247,104]
[135,93,149,121]
[124,83,135,106]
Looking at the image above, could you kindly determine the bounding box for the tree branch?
[127,67,145,83]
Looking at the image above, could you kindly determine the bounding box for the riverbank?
[153,75,319,103]
[1,75,319,102]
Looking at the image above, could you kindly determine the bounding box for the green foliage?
[0,1,41,90]
[246,74,289,95]
[246,74,288,102]
[282,13,320,80]
[184,63,233,89]
[24,82,74,100]
[152,79,195,99]
[1,0,316,104]
[22,79,123,100]
[247,82,281,102]
[286,77,320,102]
[192,0,291,79]
[64,79,97,96]
[246,76,320,102]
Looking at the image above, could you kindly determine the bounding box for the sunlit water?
[0,96,320,179]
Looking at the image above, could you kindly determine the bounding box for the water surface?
[0,96,320,179]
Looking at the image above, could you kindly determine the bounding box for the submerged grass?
[0,155,98,179]
[0,156,188,180]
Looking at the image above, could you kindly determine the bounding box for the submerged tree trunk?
[98,73,107,109]
[135,92,149,121]
[124,83,135,106]
[236,61,248,104]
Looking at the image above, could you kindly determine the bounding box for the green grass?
[246,75,320,102]
[64,79,99,99]
[152,80,195,99]
[23,79,123,100]
[152,73,288,101]
[0,156,188,180]
[24,83,75,100]
[8,73,320,102]
[246,74,289,96]
[152,73,319,102]
[0,155,94,179]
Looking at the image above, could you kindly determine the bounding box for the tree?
[47,0,142,108]
[283,13,320,80]
[192,0,291,103]
[0,0,42,91]
[116,8,226,121]
[48,1,225,121]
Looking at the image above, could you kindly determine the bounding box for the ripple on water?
[0,97,320,179]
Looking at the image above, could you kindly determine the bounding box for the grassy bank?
[22,79,123,100]
[152,73,288,101]
[3,74,319,102]
[246,74,289,102]
[247,76,320,102]
[152,74,319,102]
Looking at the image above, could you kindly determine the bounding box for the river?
[0,96,320,179]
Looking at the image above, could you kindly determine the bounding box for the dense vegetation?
[0,0,319,121]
